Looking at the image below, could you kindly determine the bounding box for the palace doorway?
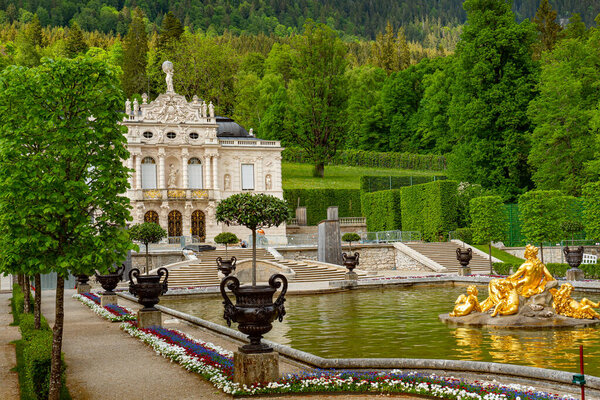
[168,210,183,237]
[191,210,206,242]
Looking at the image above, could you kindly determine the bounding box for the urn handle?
[128,267,140,283]
[230,256,237,267]
[341,252,347,263]
[116,264,125,281]
[216,256,222,267]
[220,276,240,327]
[269,274,288,322]
[354,252,360,265]
[157,267,169,294]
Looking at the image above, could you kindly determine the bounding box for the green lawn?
[472,244,524,264]
[282,163,445,189]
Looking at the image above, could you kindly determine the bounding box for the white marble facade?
[123,62,285,242]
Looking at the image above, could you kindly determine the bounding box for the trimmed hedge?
[492,262,600,279]
[283,147,447,171]
[283,189,362,226]
[361,190,402,232]
[360,175,447,193]
[583,181,600,241]
[401,180,459,241]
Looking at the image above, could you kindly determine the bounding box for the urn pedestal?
[129,267,169,328]
[95,266,124,306]
[564,246,584,281]
[456,247,473,276]
[75,274,91,294]
[233,351,279,386]
[342,252,360,280]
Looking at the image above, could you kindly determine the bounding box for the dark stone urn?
[564,246,584,269]
[75,274,90,287]
[95,265,125,295]
[216,256,237,277]
[128,267,169,311]
[456,247,472,267]
[341,252,360,272]
[220,274,287,354]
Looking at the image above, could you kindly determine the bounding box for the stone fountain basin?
[439,311,600,329]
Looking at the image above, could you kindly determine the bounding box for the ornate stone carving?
[191,190,208,199]
[125,99,131,116]
[208,101,215,118]
[265,174,272,190]
[168,164,178,188]
[141,93,202,124]
[143,190,161,200]
[142,93,148,104]
[224,174,231,190]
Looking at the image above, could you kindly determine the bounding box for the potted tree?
[128,222,169,310]
[214,232,239,277]
[341,232,361,272]
[216,193,290,353]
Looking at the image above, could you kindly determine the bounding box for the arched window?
[188,157,203,189]
[144,211,159,224]
[141,157,157,189]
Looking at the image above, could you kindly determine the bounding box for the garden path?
[0,293,20,400]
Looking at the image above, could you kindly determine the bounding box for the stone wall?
[131,251,185,271]
[277,244,429,272]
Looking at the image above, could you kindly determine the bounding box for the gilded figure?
[450,285,481,317]
[505,244,554,297]
[550,283,600,320]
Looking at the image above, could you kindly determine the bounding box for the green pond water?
[160,285,600,377]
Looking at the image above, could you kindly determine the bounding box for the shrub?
[492,262,512,275]
[214,232,239,256]
[492,262,600,279]
[361,190,402,231]
[360,175,446,193]
[24,331,54,400]
[518,190,575,245]
[283,189,361,226]
[453,228,473,244]
[342,232,361,252]
[401,180,458,241]
[11,284,24,324]
[470,196,506,245]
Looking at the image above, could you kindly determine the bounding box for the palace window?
[188,158,203,189]
[166,132,176,139]
[143,131,153,139]
[189,132,199,140]
[241,164,254,190]
[141,157,157,189]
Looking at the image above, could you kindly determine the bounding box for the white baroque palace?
[123,61,285,243]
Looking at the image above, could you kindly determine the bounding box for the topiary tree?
[342,232,361,252]
[129,222,167,274]
[470,196,506,274]
[214,232,239,257]
[216,193,290,285]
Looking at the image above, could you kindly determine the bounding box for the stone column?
[256,156,264,191]
[204,155,211,189]
[181,148,188,189]
[127,154,134,189]
[135,153,142,190]
[213,155,220,190]
[158,149,165,189]
[318,220,342,265]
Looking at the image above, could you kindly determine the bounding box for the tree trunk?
[17,273,24,291]
[489,242,493,275]
[225,243,228,258]
[540,243,544,264]
[34,274,41,329]
[48,275,64,400]
[23,275,31,313]
[252,229,257,286]
[312,162,325,178]
[145,241,149,275]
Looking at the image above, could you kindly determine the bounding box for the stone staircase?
[403,242,493,273]
[167,248,366,288]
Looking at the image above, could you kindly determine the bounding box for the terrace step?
[403,242,493,273]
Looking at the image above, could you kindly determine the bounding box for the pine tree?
[65,22,88,58]
[27,14,44,47]
[564,13,587,40]
[158,11,183,51]
[533,0,562,56]
[370,22,397,74]
[122,8,149,97]
[396,27,410,70]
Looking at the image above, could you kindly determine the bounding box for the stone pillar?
[233,351,279,387]
[135,153,142,190]
[204,155,212,189]
[181,148,188,189]
[318,220,342,265]
[158,149,165,189]
[566,268,584,281]
[256,156,264,191]
[213,156,219,190]
[296,207,307,226]
[327,206,339,221]
[127,154,135,189]
[137,309,162,329]
[100,294,118,307]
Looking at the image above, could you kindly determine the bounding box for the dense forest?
[0,0,599,39]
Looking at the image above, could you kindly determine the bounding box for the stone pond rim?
[439,312,600,329]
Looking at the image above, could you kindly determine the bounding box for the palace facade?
[123,62,285,243]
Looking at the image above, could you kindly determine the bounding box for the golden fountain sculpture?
[449,244,600,321]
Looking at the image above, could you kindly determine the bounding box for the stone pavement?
[0,293,20,400]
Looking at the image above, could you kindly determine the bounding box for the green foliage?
[19,313,50,342]
[361,190,402,231]
[456,182,490,228]
[216,193,290,231]
[11,283,25,324]
[518,190,573,243]
[283,148,447,172]
[65,22,88,57]
[400,180,458,241]
[23,331,54,400]
[493,262,600,279]
[360,175,446,193]
[342,232,361,242]
[472,245,524,264]
[470,196,506,245]
[283,189,361,226]
[532,0,562,55]
[452,228,473,244]
[583,182,600,241]
[129,222,167,246]
[561,220,585,238]
[122,8,148,98]
[158,12,183,51]
[214,232,239,245]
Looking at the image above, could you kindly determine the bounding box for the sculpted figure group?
[450,244,600,320]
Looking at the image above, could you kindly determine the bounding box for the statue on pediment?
[163,61,174,93]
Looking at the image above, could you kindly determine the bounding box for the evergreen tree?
[563,13,587,40]
[65,22,88,57]
[122,8,149,97]
[396,27,411,70]
[446,0,538,200]
[533,0,562,57]
[158,11,183,51]
[27,14,44,47]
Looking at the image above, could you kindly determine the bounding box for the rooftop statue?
[162,61,174,93]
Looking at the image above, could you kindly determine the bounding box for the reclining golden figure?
[450,285,481,317]
[550,283,600,320]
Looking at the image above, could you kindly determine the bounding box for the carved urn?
[75,274,90,287]
[216,256,237,277]
[564,246,584,269]
[128,267,169,311]
[95,265,125,295]
[341,252,360,272]
[456,248,472,267]
[220,274,287,353]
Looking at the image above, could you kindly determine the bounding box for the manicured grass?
[282,162,446,189]
[472,244,524,264]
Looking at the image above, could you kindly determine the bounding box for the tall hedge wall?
[518,190,576,244]
[400,180,458,241]
[360,175,447,193]
[283,189,362,226]
[361,190,402,231]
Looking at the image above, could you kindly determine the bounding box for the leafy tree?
[518,190,571,262]
[446,0,538,201]
[563,13,587,40]
[214,232,239,257]
[0,57,133,399]
[65,21,88,57]
[532,0,562,57]
[470,196,506,272]
[216,193,289,285]
[286,22,348,178]
[342,232,361,252]
[122,8,148,98]
[582,182,600,242]
[129,222,167,274]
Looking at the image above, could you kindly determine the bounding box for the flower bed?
[73,292,136,322]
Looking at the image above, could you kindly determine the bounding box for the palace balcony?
[129,188,214,201]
